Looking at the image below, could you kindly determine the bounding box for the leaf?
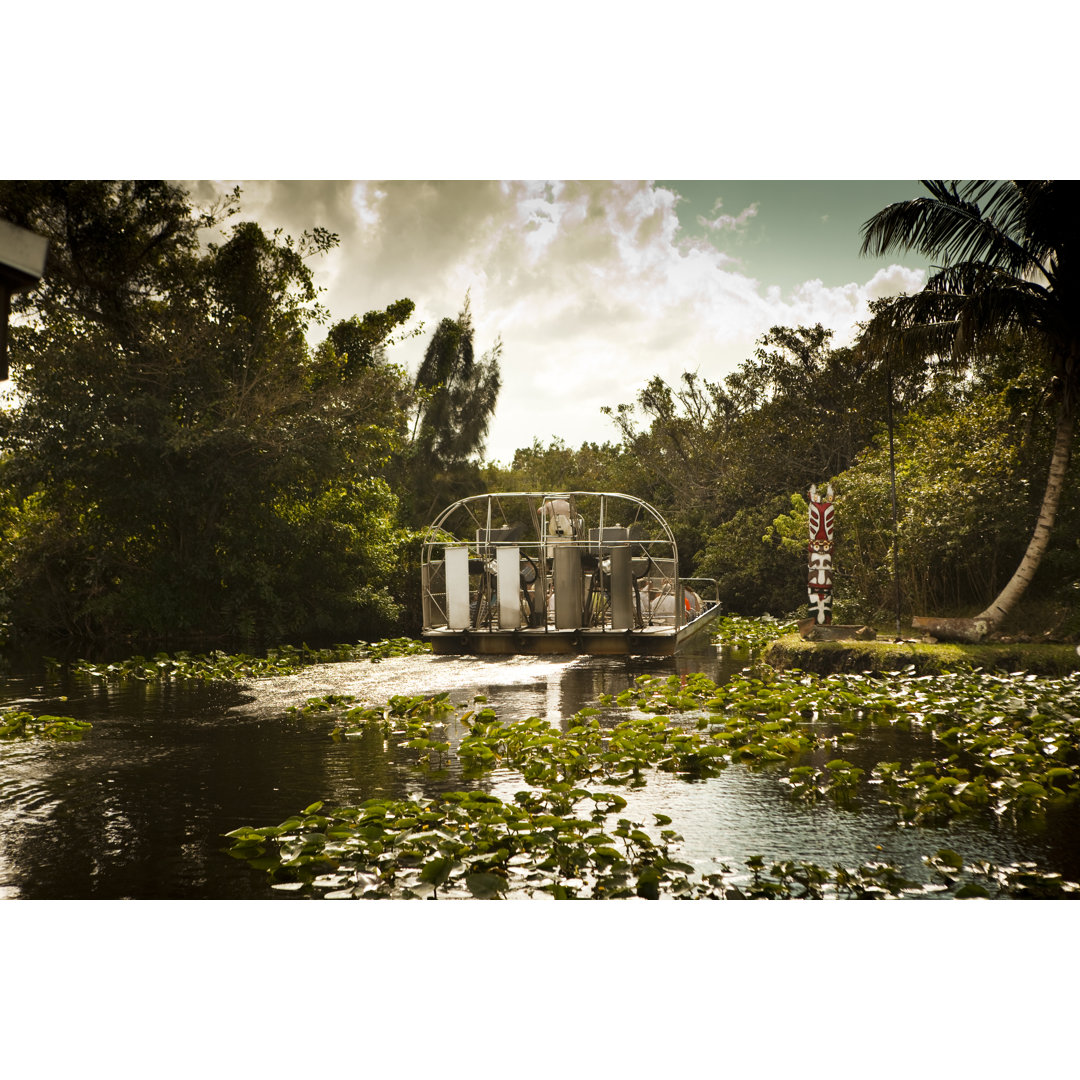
[636,869,661,900]
[419,856,456,887]
[933,848,964,870]
[465,872,508,899]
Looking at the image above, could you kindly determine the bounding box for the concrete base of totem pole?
[798,619,877,642]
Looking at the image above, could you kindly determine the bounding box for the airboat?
[420,491,721,655]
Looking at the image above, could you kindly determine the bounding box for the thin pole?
[886,359,902,641]
[0,286,11,382]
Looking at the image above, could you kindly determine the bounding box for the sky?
[185,179,930,464]
[14,7,1069,469]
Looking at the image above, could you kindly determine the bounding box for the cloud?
[697,198,759,233]
[864,263,926,300]
[188,180,925,464]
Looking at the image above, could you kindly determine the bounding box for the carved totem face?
[808,499,834,546]
[808,551,833,590]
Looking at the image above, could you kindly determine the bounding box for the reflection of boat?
[420,491,721,655]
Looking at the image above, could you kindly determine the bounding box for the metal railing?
[421,492,692,635]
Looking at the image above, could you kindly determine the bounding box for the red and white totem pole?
[807,483,834,625]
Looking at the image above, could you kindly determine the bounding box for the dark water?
[1,642,1077,899]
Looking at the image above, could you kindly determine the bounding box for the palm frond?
[860,181,1041,279]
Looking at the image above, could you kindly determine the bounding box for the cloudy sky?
[14,2,1067,471]
[186,179,929,463]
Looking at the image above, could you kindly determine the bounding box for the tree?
[480,436,628,494]
[697,495,805,616]
[596,324,929,611]
[0,181,416,642]
[326,299,418,377]
[406,294,501,524]
[768,388,1050,622]
[861,181,1080,640]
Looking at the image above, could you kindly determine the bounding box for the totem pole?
[807,483,834,624]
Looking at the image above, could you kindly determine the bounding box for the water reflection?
[1,641,1077,899]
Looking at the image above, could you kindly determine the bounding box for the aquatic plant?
[66,637,431,683]
[224,792,700,899]
[0,708,92,741]
[317,691,456,764]
[322,691,736,788]
[225,661,1080,898]
[616,666,1080,824]
[712,615,799,654]
[224,793,1079,900]
[310,663,1080,825]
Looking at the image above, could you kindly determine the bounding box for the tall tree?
[407,294,501,523]
[860,181,1080,640]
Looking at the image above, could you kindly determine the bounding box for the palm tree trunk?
[913,400,1074,642]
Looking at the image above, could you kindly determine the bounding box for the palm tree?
[860,181,1079,641]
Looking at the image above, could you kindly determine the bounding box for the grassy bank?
[762,634,1080,676]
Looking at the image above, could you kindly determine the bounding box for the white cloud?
[864,263,926,300]
[191,180,926,464]
[697,198,759,233]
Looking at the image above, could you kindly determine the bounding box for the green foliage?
[0,181,417,642]
[618,663,1080,826]
[861,182,1080,410]
[224,789,705,900]
[860,182,1080,629]
[324,299,419,377]
[0,708,91,740]
[68,638,431,683]
[480,436,629,494]
[813,390,1047,617]
[597,324,931,614]
[698,496,805,614]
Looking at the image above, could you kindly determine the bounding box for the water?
[1,642,1077,899]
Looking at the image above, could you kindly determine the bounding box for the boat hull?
[424,603,722,656]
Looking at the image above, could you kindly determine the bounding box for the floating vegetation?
[224,657,1080,899]
[734,852,1078,899]
[359,638,434,663]
[322,689,735,786]
[615,666,1080,824]
[0,708,92,741]
[317,663,1080,825]
[225,793,705,899]
[290,691,457,766]
[66,637,431,683]
[712,615,798,654]
[224,791,1079,900]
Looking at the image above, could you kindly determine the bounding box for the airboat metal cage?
[420,492,720,655]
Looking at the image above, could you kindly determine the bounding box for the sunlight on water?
[236,653,593,725]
